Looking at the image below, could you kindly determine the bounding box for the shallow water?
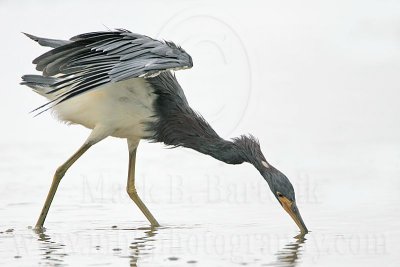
[1,142,399,266]
[1,0,400,266]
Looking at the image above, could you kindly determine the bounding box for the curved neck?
[146,73,245,165]
[187,137,244,164]
[151,109,244,164]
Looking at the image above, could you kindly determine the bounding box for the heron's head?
[233,135,308,234]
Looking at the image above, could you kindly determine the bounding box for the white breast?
[50,78,158,139]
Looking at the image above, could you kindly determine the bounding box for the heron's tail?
[20,75,59,98]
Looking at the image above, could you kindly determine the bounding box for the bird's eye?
[277,192,284,198]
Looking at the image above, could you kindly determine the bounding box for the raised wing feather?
[26,29,193,112]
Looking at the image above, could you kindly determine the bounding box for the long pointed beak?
[281,200,308,234]
[289,202,308,234]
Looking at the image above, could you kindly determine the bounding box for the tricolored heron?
[21,29,308,234]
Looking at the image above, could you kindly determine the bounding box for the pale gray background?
[0,0,399,266]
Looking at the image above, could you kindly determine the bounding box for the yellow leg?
[35,143,92,229]
[126,145,159,226]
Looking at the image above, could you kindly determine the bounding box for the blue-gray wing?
[23,32,72,48]
[27,29,193,109]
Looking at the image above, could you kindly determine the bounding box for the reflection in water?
[33,225,158,267]
[31,226,305,267]
[126,226,158,267]
[267,236,306,267]
[35,229,67,266]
